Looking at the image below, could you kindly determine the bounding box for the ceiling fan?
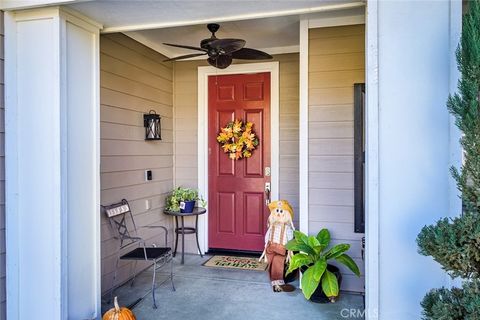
[163,23,272,69]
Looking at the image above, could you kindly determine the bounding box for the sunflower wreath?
[216,119,259,160]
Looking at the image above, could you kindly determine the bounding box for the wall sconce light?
[144,110,161,141]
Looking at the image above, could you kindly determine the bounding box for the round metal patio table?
[163,207,206,264]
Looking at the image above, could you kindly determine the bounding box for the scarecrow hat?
[268,200,294,219]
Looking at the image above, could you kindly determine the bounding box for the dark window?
[354,83,365,233]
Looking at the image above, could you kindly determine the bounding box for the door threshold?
[206,248,262,258]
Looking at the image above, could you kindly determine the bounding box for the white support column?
[299,19,309,235]
[367,0,462,318]
[365,0,379,318]
[5,7,102,319]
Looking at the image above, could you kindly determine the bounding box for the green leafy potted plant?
[286,229,360,303]
[165,187,202,213]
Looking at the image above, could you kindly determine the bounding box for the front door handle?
[265,182,271,206]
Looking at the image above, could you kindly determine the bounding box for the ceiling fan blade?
[208,38,246,54]
[231,48,272,60]
[164,53,206,62]
[208,55,232,69]
[163,43,207,52]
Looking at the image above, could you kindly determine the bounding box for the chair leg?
[170,254,176,291]
[152,261,158,309]
[109,254,121,304]
[173,216,179,257]
[181,217,185,264]
[195,215,203,258]
[130,260,138,287]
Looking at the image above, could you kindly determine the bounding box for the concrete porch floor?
[102,254,364,320]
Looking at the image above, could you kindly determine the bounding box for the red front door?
[208,72,271,252]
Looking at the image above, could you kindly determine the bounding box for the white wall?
[368,0,462,318]
[65,17,100,318]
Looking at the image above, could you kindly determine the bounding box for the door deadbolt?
[265,167,271,177]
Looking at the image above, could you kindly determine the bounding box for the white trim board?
[299,19,309,235]
[0,0,80,11]
[365,1,380,318]
[101,2,365,33]
[307,10,365,28]
[197,62,280,253]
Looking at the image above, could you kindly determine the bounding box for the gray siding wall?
[100,34,174,294]
[172,60,205,254]
[308,25,365,292]
[173,54,300,253]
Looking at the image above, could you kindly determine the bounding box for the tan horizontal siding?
[101,71,172,105]
[308,24,365,293]
[309,25,365,40]
[309,155,353,173]
[309,35,365,56]
[172,60,202,252]
[309,52,365,72]
[275,54,299,226]
[100,33,174,295]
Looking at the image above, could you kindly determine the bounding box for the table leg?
[195,214,203,257]
[181,216,185,264]
[173,216,178,257]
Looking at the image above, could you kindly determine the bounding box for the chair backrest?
[101,199,138,247]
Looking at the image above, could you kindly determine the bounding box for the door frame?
[197,62,280,253]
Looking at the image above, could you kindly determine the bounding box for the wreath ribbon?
[216,119,259,160]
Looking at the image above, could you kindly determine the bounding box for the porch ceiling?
[67,0,364,58]
[125,15,302,58]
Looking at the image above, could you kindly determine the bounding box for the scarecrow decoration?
[216,119,259,160]
[260,200,296,292]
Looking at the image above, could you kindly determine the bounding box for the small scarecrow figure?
[259,200,295,292]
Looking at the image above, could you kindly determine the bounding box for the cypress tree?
[417,1,480,319]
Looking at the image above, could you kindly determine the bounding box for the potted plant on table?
[165,187,204,213]
[285,229,360,303]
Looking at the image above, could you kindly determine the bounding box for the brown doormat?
[202,255,268,271]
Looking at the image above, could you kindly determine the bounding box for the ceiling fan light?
[208,55,232,69]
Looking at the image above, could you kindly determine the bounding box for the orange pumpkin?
[103,297,136,320]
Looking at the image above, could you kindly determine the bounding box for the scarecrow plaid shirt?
[265,222,294,246]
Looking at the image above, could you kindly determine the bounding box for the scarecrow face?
[268,201,292,225]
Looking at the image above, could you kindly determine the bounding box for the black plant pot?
[284,251,300,283]
[300,264,342,303]
[284,266,298,284]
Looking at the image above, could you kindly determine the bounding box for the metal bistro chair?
[102,199,175,309]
